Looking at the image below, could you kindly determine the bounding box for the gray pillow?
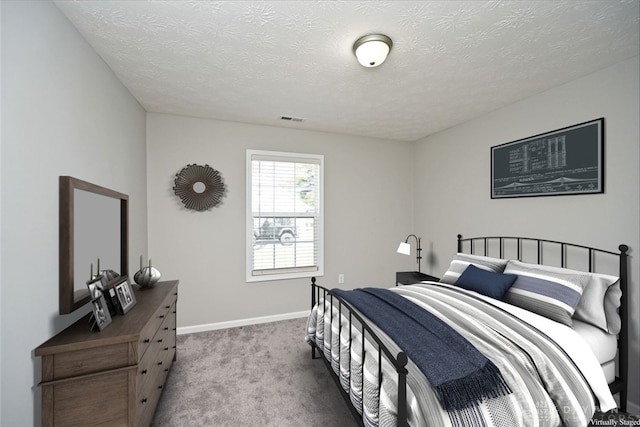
[501,260,620,333]
[504,260,591,327]
[440,253,508,285]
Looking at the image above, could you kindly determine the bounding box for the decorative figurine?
[134,255,161,288]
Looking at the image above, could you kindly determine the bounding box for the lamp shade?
[397,241,411,255]
[353,34,392,68]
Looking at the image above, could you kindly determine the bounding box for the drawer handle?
[164,327,169,330]
[166,305,171,309]
[164,347,169,351]
[158,361,163,366]
[144,338,150,343]
[159,315,165,318]
[164,368,169,372]
[158,385,163,390]
[172,311,176,314]
[142,369,148,375]
[157,338,163,343]
[141,398,148,404]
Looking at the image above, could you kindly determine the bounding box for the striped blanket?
[306,283,614,427]
[331,287,511,412]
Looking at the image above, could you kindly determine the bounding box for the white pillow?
[440,253,508,285]
[504,260,590,326]
[504,260,620,333]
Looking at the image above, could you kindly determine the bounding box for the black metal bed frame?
[456,235,629,412]
[309,234,629,426]
[310,276,409,427]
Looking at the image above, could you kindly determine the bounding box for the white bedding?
[459,283,617,412]
[308,282,618,427]
[572,319,618,365]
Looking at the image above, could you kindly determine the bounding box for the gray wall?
[412,56,640,413]
[1,2,147,425]
[146,113,415,328]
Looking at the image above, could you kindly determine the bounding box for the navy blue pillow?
[454,264,517,300]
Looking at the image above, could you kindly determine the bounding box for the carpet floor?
[151,317,638,427]
[152,317,357,427]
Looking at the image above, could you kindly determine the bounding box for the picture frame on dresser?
[89,294,112,331]
[115,277,136,314]
[86,275,112,331]
[86,274,106,300]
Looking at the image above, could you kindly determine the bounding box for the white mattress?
[600,360,616,384]
[572,319,618,364]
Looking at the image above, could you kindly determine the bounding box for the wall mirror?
[59,176,129,314]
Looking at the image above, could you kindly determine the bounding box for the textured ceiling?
[53,1,639,142]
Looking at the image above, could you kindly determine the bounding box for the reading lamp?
[397,234,422,273]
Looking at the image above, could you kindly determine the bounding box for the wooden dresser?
[35,280,178,427]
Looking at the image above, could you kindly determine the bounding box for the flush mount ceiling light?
[353,34,393,68]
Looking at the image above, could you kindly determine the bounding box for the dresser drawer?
[136,378,161,427]
[137,341,172,399]
[136,290,177,426]
[136,350,172,427]
[138,303,175,387]
[42,367,135,427]
[136,346,156,396]
[158,303,176,340]
[138,291,177,358]
[49,342,131,381]
[156,304,176,339]
[136,375,167,427]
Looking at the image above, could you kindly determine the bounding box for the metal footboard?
[310,277,409,427]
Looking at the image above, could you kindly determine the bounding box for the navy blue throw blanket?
[331,287,510,411]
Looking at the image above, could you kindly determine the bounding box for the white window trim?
[246,149,324,282]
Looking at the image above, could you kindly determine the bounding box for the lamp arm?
[404,234,422,273]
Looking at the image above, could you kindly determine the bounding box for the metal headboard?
[457,234,629,411]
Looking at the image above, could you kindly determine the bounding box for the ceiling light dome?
[353,34,393,68]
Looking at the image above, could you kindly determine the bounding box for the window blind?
[246,150,323,282]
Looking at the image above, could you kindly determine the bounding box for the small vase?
[134,256,161,288]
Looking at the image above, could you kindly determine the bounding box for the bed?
[306,235,629,427]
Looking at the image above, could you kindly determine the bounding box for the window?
[246,150,324,282]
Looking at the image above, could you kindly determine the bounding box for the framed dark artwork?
[89,294,112,331]
[491,118,604,198]
[115,278,136,314]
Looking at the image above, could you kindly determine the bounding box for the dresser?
[35,280,178,427]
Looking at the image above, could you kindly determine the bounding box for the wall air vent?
[280,116,304,122]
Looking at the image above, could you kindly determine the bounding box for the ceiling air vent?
[280,116,304,122]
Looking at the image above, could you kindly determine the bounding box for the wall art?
[173,164,225,211]
[491,118,604,198]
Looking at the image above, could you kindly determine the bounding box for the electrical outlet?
[338,274,345,284]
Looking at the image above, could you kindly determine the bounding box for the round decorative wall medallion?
[173,164,225,211]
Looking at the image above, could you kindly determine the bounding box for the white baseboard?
[177,310,310,335]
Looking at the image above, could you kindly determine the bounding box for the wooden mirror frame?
[59,176,129,314]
